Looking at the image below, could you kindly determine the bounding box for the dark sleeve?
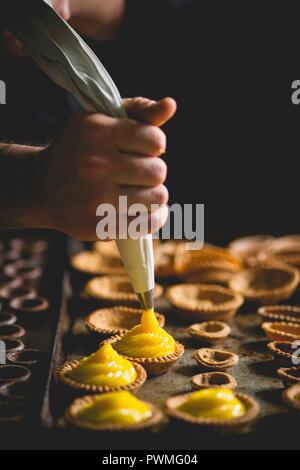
[0,53,70,144]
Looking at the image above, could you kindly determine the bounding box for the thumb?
[123,97,177,127]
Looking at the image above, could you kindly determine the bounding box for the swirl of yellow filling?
[178,388,246,420]
[78,391,152,425]
[68,343,137,387]
[114,308,175,358]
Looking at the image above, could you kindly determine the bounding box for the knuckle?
[154,185,169,205]
[80,114,114,137]
[148,126,166,153]
[151,159,167,184]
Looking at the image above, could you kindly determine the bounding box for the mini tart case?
[187,321,231,344]
[93,240,120,258]
[228,235,274,261]
[65,394,162,431]
[0,286,37,302]
[0,324,25,340]
[154,241,179,278]
[181,264,241,285]
[174,243,243,279]
[166,283,244,322]
[258,305,300,323]
[56,360,147,395]
[191,372,237,390]
[228,263,300,304]
[262,321,300,341]
[70,250,125,276]
[267,341,297,367]
[9,297,49,327]
[165,391,259,429]
[277,367,300,387]
[84,275,163,307]
[0,312,17,327]
[103,335,185,376]
[282,384,300,412]
[85,306,165,336]
[193,348,239,371]
[260,236,300,267]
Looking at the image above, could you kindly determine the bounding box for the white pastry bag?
[6,0,155,308]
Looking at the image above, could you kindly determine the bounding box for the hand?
[39,97,177,240]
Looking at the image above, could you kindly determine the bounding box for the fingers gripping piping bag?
[6,0,155,309]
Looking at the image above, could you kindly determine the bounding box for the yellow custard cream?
[178,389,246,420]
[114,308,175,358]
[78,391,152,425]
[68,344,137,387]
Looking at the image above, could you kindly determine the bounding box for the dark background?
[1,0,300,243]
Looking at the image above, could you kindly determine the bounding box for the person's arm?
[0,97,176,240]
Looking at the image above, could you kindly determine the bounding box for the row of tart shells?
[72,249,300,315]
[258,302,300,416]
[71,235,300,282]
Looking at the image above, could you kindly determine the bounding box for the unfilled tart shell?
[260,236,300,267]
[57,360,147,394]
[193,348,239,371]
[154,241,180,279]
[258,305,300,323]
[93,241,120,259]
[262,321,300,342]
[181,263,240,285]
[70,251,125,276]
[191,372,237,390]
[187,321,231,344]
[267,341,297,367]
[103,335,184,376]
[228,235,274,261]
[65,394,162,431]
[282,383,300,412]
[84,275,163,307]
[228,263,300,304]
[165,391,259,428]
[277,367,300,387]
[85,306,165,336]
[175,243,243,275]
[166,283,244,322]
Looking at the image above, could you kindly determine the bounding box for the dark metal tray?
[45,240,300,450]
[0,230,68,449]
[2,237,299,450]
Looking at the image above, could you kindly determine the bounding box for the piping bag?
[6,0,155,310]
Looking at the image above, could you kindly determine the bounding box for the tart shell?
[166,283,244,322]
[262,321,300,342]
[190,372,237,390]
[84,275,163,307]
[258,305,300,323]
[57,360,147,395]
[282,383,300,412]
[85,306,165,337]
[65,395,162,431]
[193,348,239,371]
[267,341,297,367]
[165,391,259,429]
[228,235,274,261]
[70,250,125,276]
[103,335,185,376]
[277,367,300,387]
[228,263,300,305]
[187,321,231,344]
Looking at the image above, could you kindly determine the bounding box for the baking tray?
[43,240,300,450]
[0,230,69,449]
